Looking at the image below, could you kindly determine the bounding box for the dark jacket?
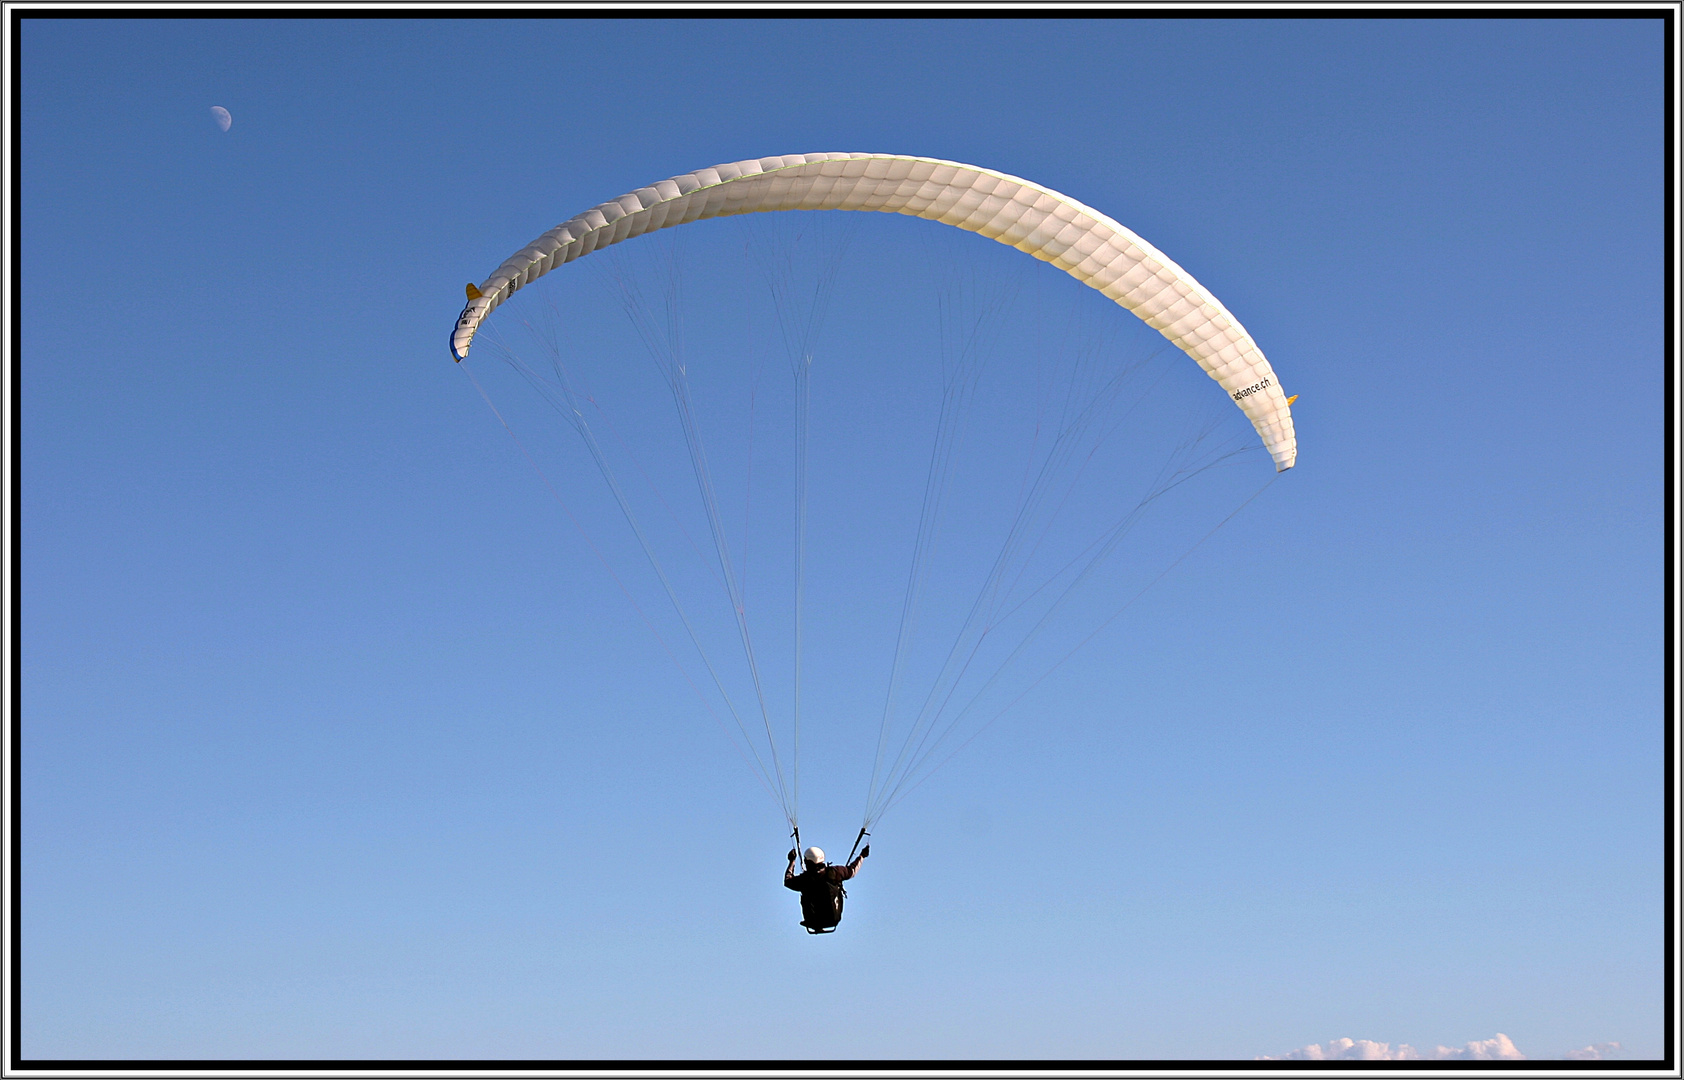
[784,857,863,930]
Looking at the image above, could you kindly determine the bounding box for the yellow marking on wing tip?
[465,283,483,300]
[1286,395,1299,405]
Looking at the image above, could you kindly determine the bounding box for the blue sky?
[19,16,1665,1061]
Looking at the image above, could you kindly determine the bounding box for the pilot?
[784,844,868,933]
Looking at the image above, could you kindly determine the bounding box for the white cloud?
[1259,1033,1525,1061]
[1563,1042,1623,1061]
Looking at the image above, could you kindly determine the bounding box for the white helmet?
[803,846,825,867]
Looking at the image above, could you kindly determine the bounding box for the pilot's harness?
[791,826,869,935]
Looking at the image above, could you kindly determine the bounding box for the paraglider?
[451,154,1296,934]
[785,844,869,933]
[452,153,1296,471]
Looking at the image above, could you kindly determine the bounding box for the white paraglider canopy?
[451,153,1296,472]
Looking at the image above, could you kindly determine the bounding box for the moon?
[210,106,231,132]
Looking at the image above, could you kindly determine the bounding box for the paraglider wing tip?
[453,288,486,361]
[1285,394,1298,405]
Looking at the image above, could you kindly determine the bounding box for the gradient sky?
[19,15,1666,1062]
